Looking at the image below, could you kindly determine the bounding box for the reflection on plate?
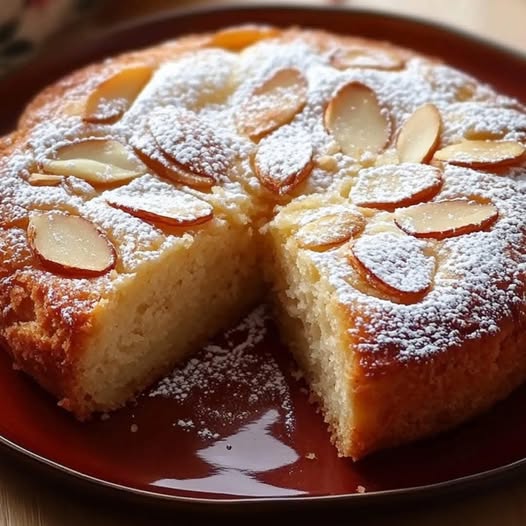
[0,5,525,509]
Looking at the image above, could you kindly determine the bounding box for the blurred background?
[0,0,525,75]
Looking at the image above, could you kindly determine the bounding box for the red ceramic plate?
[1,5,526,511]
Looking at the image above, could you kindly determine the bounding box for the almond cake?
[0,25,525,459]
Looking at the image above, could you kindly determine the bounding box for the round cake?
[0,24,525,459]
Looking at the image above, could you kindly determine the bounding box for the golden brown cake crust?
[347,305,526,458]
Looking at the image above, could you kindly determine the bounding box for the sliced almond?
[330,47,404,71]
[28,213,116,277]
[349,232,435,301]
[146,107,228,189]
[27,173,64,186]
[209,25,280,51]
[105,191,213,228]
[433,140,525,168]
[397,104,442,163]
[295,209,365,250]
[237,68,308,141]
[254,127,313,195]
[394,199,498,240]
[84,65,152,123]
[132,140,213,189]
[324,82,391,158]
[350,164,442,211]
[42,139,145,185]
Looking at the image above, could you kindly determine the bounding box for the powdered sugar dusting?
[441,102,526,143]
[149,305,294,435]
[104,175,213,224]
[350,164,442,208]
[255,125,313,193]
[352,232,435,294]
[148,106,232,180]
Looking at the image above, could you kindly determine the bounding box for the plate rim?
[97,2,526,62]
[1,2,526,509]
[2,428,526,509]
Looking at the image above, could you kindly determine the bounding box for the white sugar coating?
[149,305,294,431]
[436,141,525,164]
[350,163,442,207]
[422,63,496,102]
[176,418,194,429]
[104,175,213,222]
[0,227,33,276]
[352,232,435,294]
[92,96,128,121]
[255,125,313,193]
[105,192,211,223]
[295,210,362,248]
[236,67,307,138]
[148,106,233,179]
[124,49,238,118]
[441,102,526,143]
[332,46,402,69]
[78,197,169,272]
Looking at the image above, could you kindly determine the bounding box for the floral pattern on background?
[0,0,93,74]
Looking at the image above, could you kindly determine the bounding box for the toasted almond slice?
[350,164,442,211]
[349,232,435,301]
[84,65,152,123]
[237,68,308,141]
[433,140,525,168]
[54,138,146,171]
[28,173,64,186]
[105,191,213,228]
[394,199,498,240]
[397,104,442,163]
[324,82,391,158]
[295,210,365,250]
[147,107,228,188]
[43,139,145,185]
[330,47,404,71]
[28,213,116,277]
[43,159,140,185]
[132,140,214,189]
[209,25,280,51]
[254,127,313,195]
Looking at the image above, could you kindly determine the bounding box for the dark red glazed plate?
[1,5,526,510]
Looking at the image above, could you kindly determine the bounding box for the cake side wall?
[349,306,526,459]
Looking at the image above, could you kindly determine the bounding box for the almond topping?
[397,104,442,163]
[296,210,365,250]
[209,25,280,51]
[254,127,313,195]
[28,173,64,186]
[350,232,435,301]
[350,164,442,211]
[433,140,525,168]
[237,68,308,141]
[330,47,404,70]
[84,65,152,123]
[42,139,145,185]
[394,199,498,240]
[105,191,213,228]
[28,213,116,277]
[324,82,391,158]
[147,107,229,188]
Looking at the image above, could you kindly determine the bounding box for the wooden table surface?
[2,1,526,524]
